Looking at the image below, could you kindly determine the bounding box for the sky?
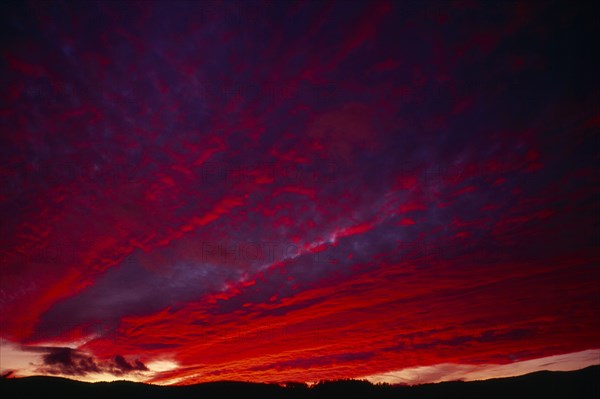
[1,0,599,386]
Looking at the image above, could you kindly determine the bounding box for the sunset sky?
[1,0,599,385]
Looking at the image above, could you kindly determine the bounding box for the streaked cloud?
[1,0,598,385]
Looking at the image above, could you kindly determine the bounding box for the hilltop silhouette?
[0,365,598,398]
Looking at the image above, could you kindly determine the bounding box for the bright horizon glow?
[3,338,598,385]
[360,349,600,385]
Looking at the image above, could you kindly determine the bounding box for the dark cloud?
[40,347,100,376]
[33,347,146,377]
[111,354,148,375]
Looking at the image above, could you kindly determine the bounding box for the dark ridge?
[0,365,598,399]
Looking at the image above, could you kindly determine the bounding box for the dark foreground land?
[1,365,598,399]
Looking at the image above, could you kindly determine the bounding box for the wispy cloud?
[1,0,598,385]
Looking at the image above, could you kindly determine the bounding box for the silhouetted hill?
[1,365,598,398]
